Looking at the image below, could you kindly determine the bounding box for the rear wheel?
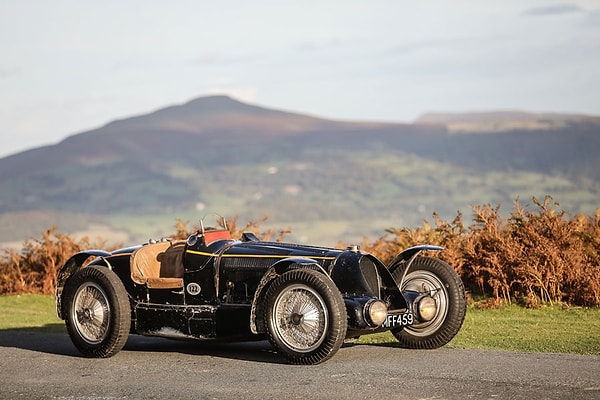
[62,266,131,358]
[263,269,347,365]
[391,256,466,349]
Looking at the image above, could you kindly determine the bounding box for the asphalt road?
[0,331,599,400]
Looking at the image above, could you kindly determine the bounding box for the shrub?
[364,196,600,307]
[0,227,108,295]
[1,199,599,307]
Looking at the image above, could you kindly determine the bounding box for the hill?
[0,95,599,246]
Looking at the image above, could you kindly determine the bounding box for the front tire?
[263,269,347,365]
[62,266,131,358]
[391,256,466,349]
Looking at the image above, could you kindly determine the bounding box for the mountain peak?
[183,94,247,109]
[108,95,256,125]
[165,95,258,116]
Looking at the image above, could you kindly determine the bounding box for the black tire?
[263,269,347,365]
[62,266,131,358]
[391,256,466,349]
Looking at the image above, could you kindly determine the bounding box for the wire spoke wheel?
[72,282,111,344]
[391,256,466,349]
[402,271,448,337]
[264,268,347,365]
[62,266,131,358]
[272,284,328,352]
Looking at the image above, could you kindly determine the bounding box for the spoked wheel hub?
[391,256,467,349]
[62,266,131,358]
[290,312,305,326]
[72,282,111,345]
[272,284,328,353]
[264,268,348,364]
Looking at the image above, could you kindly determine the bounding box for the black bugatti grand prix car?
[56,217,466,365]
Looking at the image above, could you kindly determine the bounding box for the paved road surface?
[1,331,599,400]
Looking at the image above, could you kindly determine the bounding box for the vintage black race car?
[56,217,467,365]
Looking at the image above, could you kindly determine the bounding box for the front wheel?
[62,266,131,358]
[263,268,347,365]
[391,256,466,349]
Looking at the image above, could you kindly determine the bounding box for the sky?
[1,0,599,158]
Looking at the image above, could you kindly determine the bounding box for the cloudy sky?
[1,0,599,158]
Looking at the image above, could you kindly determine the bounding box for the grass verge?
[0,294,64,333]
[357,304,600,355]
[1,295,599,355]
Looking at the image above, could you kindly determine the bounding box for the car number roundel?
[186,283,201,296]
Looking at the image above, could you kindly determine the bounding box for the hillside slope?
[0,96,598,244]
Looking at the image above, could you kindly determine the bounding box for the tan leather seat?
[131,240,185,289]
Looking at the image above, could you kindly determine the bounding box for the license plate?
[382,311,414,328]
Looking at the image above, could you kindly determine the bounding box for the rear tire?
[62,266,131,358]
[391,257,466,349]
[263,269,347,365]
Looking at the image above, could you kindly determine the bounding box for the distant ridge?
[414,110,600,133]
[415,110,600,124]
[0,94,599,245]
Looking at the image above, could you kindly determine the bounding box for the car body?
[56,218,466,364]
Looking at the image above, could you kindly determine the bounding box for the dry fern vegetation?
[0,228,109,296]
[362,196,600,308]
[1,197,599,308]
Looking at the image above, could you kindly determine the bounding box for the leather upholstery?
[131,240,185,289]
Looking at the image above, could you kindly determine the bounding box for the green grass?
[2,295,599,355]
[448,304,600,355]
[358,304,600,355]
[0,294,65,333]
